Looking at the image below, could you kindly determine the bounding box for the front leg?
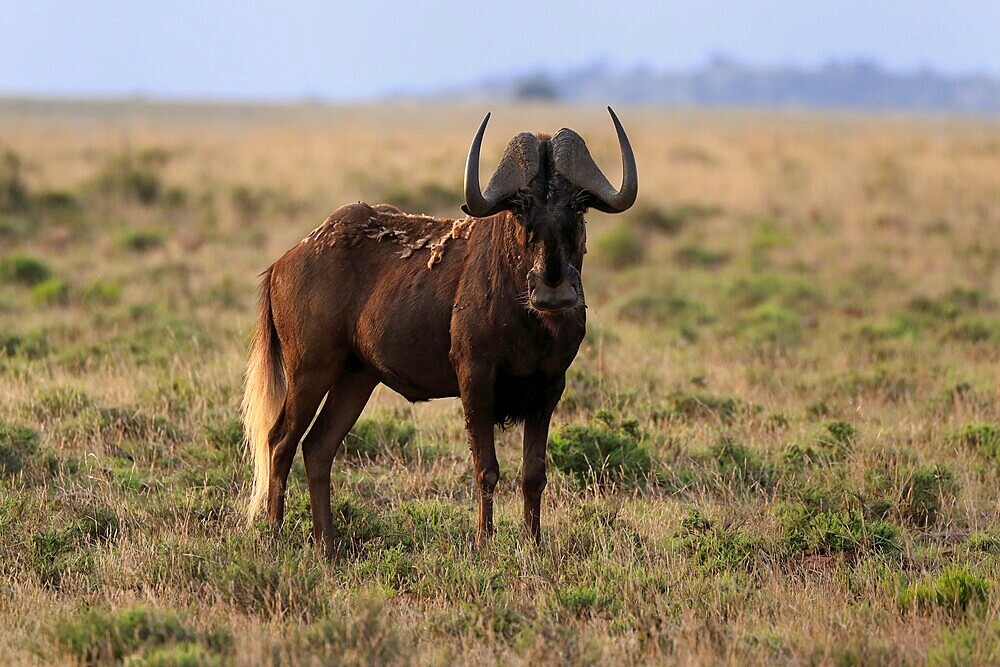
[522,375,566,544]
[458,362,499,548]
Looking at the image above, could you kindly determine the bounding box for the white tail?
[241,267,286,523]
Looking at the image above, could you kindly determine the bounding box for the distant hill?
[438,57,1000,114]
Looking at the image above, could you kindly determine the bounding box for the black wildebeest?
[243,108,637,557]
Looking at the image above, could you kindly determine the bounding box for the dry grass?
[2,99,1000,665]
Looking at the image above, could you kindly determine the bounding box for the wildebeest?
[242,108,637,558]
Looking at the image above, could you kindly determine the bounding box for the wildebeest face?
[517,177,587,313]
[462,108,637,314]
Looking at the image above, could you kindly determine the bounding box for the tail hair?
[241,266,286,524]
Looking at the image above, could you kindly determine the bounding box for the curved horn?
[463,113,493,217]
[463,113,541,217]
[552,106,637,214]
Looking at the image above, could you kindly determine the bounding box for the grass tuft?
[345,414,417,460]
[50,606,231,664]
[593,223,645,269]
[0,421,40,475]
[548,411,653,486]
[899,565,989,614]
[0,252,51,285]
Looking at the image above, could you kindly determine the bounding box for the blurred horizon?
[2,1,999,108]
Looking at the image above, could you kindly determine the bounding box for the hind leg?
[301,369,378,559]
[266,368,331,530]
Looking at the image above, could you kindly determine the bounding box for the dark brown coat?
[243,111,636,557]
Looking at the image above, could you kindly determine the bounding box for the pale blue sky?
[2,1,997,100]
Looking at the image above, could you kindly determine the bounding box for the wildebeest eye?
[570,190,592,213]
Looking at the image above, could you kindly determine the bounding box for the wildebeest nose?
[530,281,578,311]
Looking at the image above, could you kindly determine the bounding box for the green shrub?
[135,643,225,667]
[906,288,995,322]
[680,507,714,532]
[965,532,1000,554]
[50,605,229,664]
[0,331,49,358]
[941,286,996,311]
[811,420,857,460]
[927,626,993,667]
[658,390,749,423]
[626,205,685,234]
[853,314,921,343]
[548,411,653,486]
[162,186,188,210]
[52,607,186,663]
[203,417,244,452]
[617,290,712,339]
[779,505,900,557]
[593,223,644,270]
[556,586,603,616]
[626,202,721,235]
[31,277,70,305]
[0,421,40,475]
[345,414,417,460]
[946,316,1000,344]
[748,216,792,259]
[727,273,824,311]
[673,243,729,268]
[899,565,989,613]
[33,189,80,214]
[823,420,857,445]
[119,229,165,252]
[956,422,1000,463]
[82,279,122,305]
[618,291,696,324]
[94,151,167,205]
[735,301,803,348]
[0,252,51,285]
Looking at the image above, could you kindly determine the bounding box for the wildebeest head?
[463,108,638,313]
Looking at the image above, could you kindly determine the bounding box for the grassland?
[2,99,1000,665]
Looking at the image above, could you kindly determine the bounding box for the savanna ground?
[2,99,1000,665]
